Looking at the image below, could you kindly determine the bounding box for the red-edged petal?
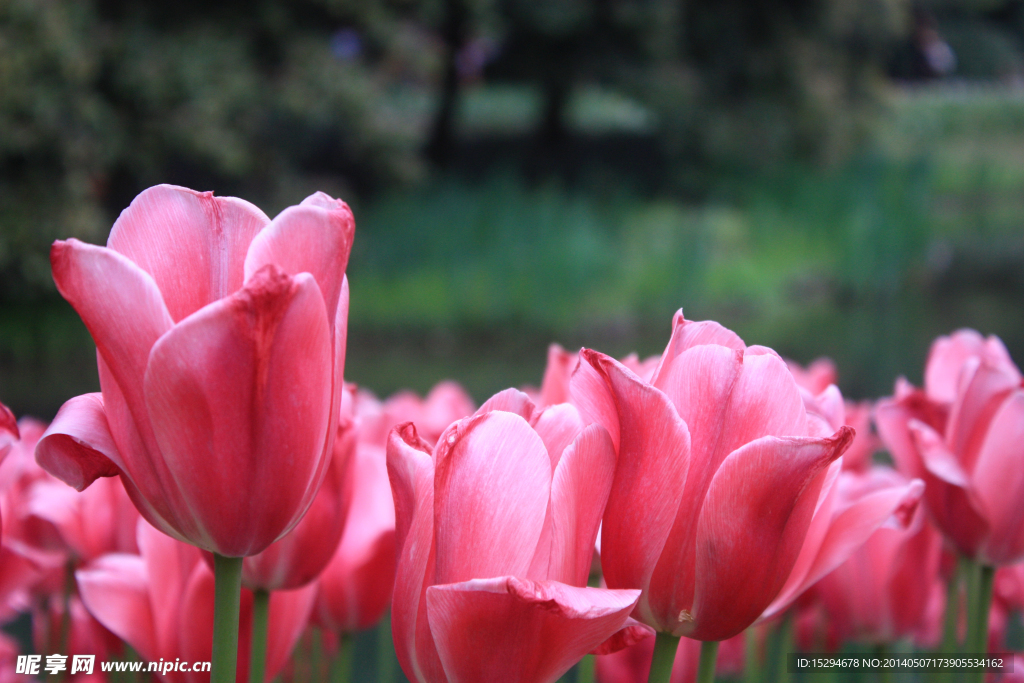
[530,424,616,586]
[35,393,123,490]
[649,311,746,387]
[143,266,333,555]
[425,577,640,683]
[107,184,269,322]
[433,411,551,584]
[387,423,445,683]
[686,428,852,641]
[972,391,1024,564]
[76,555,158,661]
[243,194,353,333]
[586,351,690,629]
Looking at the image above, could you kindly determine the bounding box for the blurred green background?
[2,0,1024,419]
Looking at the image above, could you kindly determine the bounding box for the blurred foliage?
[2,0,1024,413]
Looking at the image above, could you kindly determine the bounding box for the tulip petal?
[585,352,690,628]
[764,472,924,619]
[387,423,445,683]
[0,401,18,442]
[474,388,536,422]
[531,424,616,586]
[107,184,269,322]
[925,330,1020,404]
[972,391,1024,564]
[648,346,805,630]
[426,577,640,683]
[649,310,745,387]
[243,194,354,333]
[76,555,158,662]
[433,411,551,584]
[50,239,173,457]
[908,420,989,558]
[590,618,655,655]
[143,266,333,555]
[539,344,579,408]
[572,350,623,451]
[137,520,200,657]
[687,429,852,641]
[532,403,587,471]
[947,358,1021,473]
[35,393,122,491]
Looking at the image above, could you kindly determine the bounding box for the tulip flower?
[388,390,645,683]
[876,329,1024,680]
[813,476,943,645]
[876,329,1024,566]
[77,519,315,683]
[761,388,925,621]
[572,312,855,682]
[313,430,396,634]
[37,184,353,683]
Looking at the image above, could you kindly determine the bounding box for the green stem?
[773,614,793,682]
[58,561,75,657]
[941,557,965,654]
[210,554,243,683]
[965,563,995,683]
[330,634,352,683]
[310,628,323,683]
[696,640,719,683]
[377,614,397,682]
[873,644,895,683]
[249,589,270,683]
[647,632,680,683]
[744,628,760,683]
[576,655,595,683]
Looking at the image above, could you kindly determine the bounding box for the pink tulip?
[572,312,854,641]
[760,417,925,622]
[77,519,315,683]
[239,420,355,591]
[26,476,140,563]
[388,390,645,683]
[36,185,353,557]
[812,478,943,644]
[313,428,396,633]
[875,329,1024,564]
